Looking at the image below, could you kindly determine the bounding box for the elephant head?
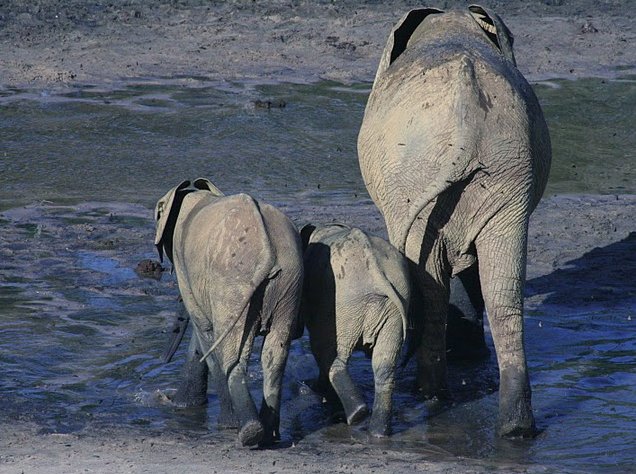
[374,4,515,84]
[154,178,224,264]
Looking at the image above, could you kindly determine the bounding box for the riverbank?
[1,0,634,91]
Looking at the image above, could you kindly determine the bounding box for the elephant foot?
[497,401,536,439]
[306,376,338,402]
[169,391,208,408]
[368,415,391,438]
[330,363,368,426]
[415,346,450,401]
[497,367,536,438]
[415,361,450,401]
[258,429,281,448]
[258,401,281,447]
[237,420,265,447]
[346,402,369,425]
[169,366,209,408]
[497,419,537,439]
[415,376,450,401]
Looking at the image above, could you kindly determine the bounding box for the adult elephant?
[357,6,551,438]
[155,178,303,446]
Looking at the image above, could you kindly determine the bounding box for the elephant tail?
[395,163,484,254]
[198,263,279,366]
[396,179,454,254]
[382,279,409,343]
[396,55,488,254]
[198,195,279,364]
[355,229,410,342]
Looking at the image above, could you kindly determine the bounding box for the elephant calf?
[301,224,410,436]
[155,178,303,447]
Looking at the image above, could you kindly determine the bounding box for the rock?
[581,20,598,34]
[253,99,286,109]
[135,259,164,280]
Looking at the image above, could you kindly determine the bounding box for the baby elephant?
[155,178,303,447]
[301,223,410,436]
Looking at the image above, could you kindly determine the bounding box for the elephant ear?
[469,5,516,66]
[375,8,444,81]
[154,180,191,263]
[300,224,316,252]
[193,177,224,197]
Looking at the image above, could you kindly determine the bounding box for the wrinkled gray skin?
[357,6,551,438]
[301,224,410,437]
[155,178,303,447]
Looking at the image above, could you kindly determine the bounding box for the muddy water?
[0,81,371,210]
[1,78,635,471]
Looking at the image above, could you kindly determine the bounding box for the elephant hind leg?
[369,313,403,437]
[206,354,237,429]
[219,319,262,446]
[475,214,535,438]
[306,310,339,401]
[228,361,263,446]
[447,262,489,361]
[258,316,295,446]
[413,248,451,400]
[328,327,368,425]
[329,355,368,425]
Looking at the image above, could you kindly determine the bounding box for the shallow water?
[0,78,635,471]
[0,81,371,210]
[1,77,635,210]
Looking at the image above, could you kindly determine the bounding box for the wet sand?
[1,1,635,473]
[0,421,526,474]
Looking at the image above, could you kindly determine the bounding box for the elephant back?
[175,193,277,321]
[359,10,552,258]
[330,228,411,341]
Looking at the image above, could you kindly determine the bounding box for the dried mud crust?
[0,0,634,90]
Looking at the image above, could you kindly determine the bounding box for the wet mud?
[0,194,634,472]
[1,1,635,472]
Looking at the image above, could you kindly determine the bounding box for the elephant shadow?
[522,232,636,427]
[383,233,636,432]
[526,232,636,312]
